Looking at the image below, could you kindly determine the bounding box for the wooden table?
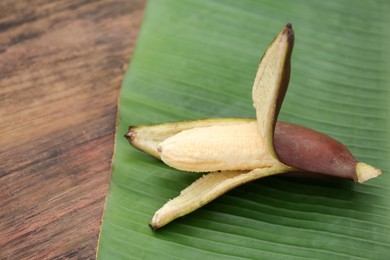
[0,0,145,258]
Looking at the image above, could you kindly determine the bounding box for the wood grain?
[0,0,145,258]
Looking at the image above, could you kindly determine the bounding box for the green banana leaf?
[98,0,390,259]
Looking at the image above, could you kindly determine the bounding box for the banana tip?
[356,162,382,183]
[149,214,162,230]
[148,223,159,231]
[284,23,294,44]
[125,127,137,142]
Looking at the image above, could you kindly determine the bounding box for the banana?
[127,119,381,183]
[124,24,382,229]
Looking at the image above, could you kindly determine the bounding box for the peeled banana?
[124,24,382,229]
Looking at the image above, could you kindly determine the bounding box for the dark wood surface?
[0,0,145,258]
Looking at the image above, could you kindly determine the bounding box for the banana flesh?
[158,122,276,172]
